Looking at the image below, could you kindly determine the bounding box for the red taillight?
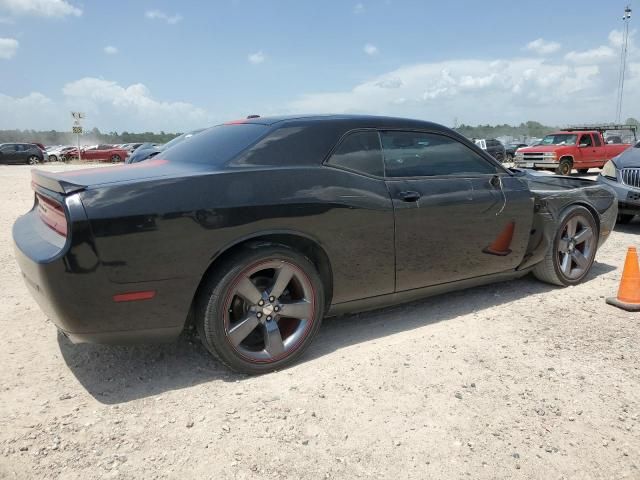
[35,193,67,237]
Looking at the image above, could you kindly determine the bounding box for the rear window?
[161,124,268,164]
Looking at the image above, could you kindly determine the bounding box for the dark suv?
[485,138,506,162]
[0,143,44,165]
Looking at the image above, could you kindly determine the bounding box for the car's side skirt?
[327,268,532,317]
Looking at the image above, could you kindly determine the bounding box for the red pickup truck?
[514,128,634,175]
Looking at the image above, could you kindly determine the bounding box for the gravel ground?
[0,164,639,479]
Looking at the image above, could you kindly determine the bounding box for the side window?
[579,134,592,147]
[327,131,384,177]
[381,131,499,178]
[592,134,602,147]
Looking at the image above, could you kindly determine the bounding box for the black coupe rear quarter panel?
[81,167,396,307]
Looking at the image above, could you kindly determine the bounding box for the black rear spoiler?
[31,169,86,195]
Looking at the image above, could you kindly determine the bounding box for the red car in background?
[64,144,128,163]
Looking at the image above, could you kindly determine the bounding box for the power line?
[615,5,632,123]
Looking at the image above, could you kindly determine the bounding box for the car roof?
[224,114,450,131]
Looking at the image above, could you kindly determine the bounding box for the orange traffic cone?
[483,221,515,256]
[606,246,640,311]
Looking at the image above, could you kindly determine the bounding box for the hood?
[611,145,640,168]
[517,145,572,153]
[127,146,161,164]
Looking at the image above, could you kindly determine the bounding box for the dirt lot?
[0,164,639,479]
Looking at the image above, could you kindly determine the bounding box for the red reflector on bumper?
[112,291,156,302]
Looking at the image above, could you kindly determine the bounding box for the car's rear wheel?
[197,245,324,374]
[110,154,121,163]
[617,214,635,224]
[49,155,57,162]
[28,155,40,165]
[556,158,573,175]
[533,205,598,286]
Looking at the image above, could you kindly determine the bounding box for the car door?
[381,130,535,291]
[577,133,596,164]
[590,133,606,164]
[0,144,16,164]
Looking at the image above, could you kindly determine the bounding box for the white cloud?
[525,38,561,55]
[61,77,210,131]
[0,0,81,17]
[363,43,378,56]
[0,78,212,131]
[145,9,182,25]
[287,30,640,125]
[565,45,616,64]
[353,2,364,14]
[248,51,265,64]
[565,29,634,64]
[103,45,118,55]
[0,92,58,129]
[0,37,18,59]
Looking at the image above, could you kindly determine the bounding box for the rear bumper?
[13,204,189,344]
[597,174,640,214]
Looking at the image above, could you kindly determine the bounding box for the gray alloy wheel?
[28,155,40,165]
[533,206,598,286]
[110,154,121,163]
[197,245,324,374]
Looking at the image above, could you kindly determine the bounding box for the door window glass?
[327,131,384,177]
[381,131,498,177]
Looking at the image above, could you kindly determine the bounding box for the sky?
[0,0,639,132]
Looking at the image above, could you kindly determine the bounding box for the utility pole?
[615,5,632,123]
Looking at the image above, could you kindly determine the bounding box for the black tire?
[533,205,598,286]
[617,214,635,225]
[49,155,57,162]
[556,158,573,175]
[196,244,325,374]
[577,168,589,174]
[110,154,121,163]
[27,155,40,165]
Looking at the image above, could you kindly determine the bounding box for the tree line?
[1,118,638,146]
[455,118,640,141]
[0,127,180,146]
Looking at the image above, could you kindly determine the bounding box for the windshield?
[540,134,578,146]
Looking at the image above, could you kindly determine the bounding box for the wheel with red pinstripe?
[196,245,324,374]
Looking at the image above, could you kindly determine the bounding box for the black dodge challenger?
[13,115,617,374]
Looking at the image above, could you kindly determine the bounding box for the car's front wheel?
[555,158,573,175]
[49,155,57,162]
[533,205,598,286]
[27,155,40,165]
[110,154,121,163]
[197,245,324,374]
